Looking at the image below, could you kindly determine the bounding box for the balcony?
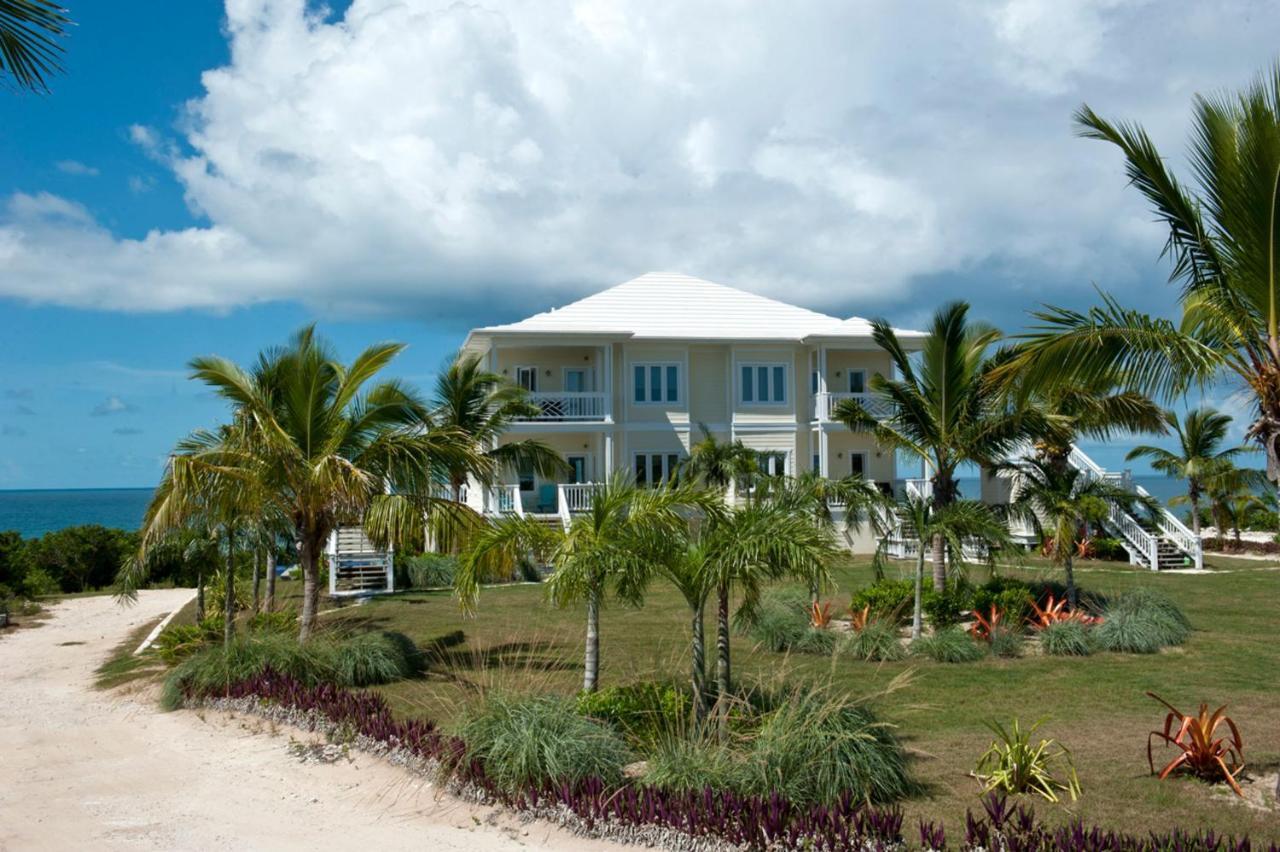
[812,391,894,423]
[482,482,606,525]
[513,391,608,422]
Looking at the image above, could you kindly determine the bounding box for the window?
[634,452,682,486]
[517,461,535,492]
[850,452,867,478]
[848,370,866,394]
[811,370,819,394]
[516,366,537,392]
[812,453,820,473]
[633,363,679,404]
[756,451,787,477]
[739,363,787,405]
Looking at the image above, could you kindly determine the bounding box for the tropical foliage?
[0,0,69,92]
[1146,692,1245,797]
[974,718,1081,803]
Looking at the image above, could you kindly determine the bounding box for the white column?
[817,346,829,422]
[603,432,614,478]
[819,428,830,479]
[602,343,613,422]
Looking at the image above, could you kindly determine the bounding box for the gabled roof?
[466,272,925,345]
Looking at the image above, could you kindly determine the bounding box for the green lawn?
[300,553,1280,839]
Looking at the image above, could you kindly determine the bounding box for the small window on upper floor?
[848,370,866,394]
[633,363,679,404]
[739,363,787,405]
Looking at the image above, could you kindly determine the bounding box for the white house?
[457,271,924,549]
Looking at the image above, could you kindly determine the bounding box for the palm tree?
[700,500,837,735]
[880,496,1010,640]
[1009,65,1280,524]
[651,537,716,722]
[429,352,566,513]
[1006,458,1143,609]
[1126,409,1246,541]
[459,475,698,692]
[133,326,486,641]
[836,302,1044,590]
[682,424,759,494]
[1196,460,1267,548]
[1020,378,1166,473]
[1,1,70,93]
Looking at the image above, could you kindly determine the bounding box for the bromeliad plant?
[809,601,835,629]
[1147,692,1246,797]
[969,605,1005,641]
[1027,594,1100,629]
[974,718,1081,803]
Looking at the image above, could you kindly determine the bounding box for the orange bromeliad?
[1146,692,1245,797]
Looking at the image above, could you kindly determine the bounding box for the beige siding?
[688,345,729,425]
[823,350,893,394]
[826,432,896,485]
[493,346,602,392]
[623,345,690,424]
[731,345,801,426]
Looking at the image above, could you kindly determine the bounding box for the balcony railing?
[515,392,608,422]
[558,482,603,513]
[812,392,894,423]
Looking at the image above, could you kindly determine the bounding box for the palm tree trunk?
[583,584,601,693]
[690,601,707,723]
[195,570,205,623]
[931,533,946,591]
[1064,553,1077,610]
[299,533,321,643]
[1189,493,1202,540]
[264,549,276,613]
[715,583,731,741]
[912,548,925,640]
[251,550,261,614]
[223,524,236,646]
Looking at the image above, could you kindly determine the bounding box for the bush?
[642,737,747,794]
[154,624,208,664]
[744,686,914,805]
[247,609,298,634]
[911,626,984,663]
[973,577,1032,623]
[1094,589,1191,654]
[744,588,833,654]
[332,631,418,686]
[988,625,1024,659]
[849,579,914,623]
[460,693,630,794]
[1039,620,1096,656]
[921,578,972,628]
[1089,536,1128,561]
[400,552,458,590]
[575,681,689,747]
[839,621,907,662]
[21,567,59,598]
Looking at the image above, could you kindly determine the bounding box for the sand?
[0,590,621,851]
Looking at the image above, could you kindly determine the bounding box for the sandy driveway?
[0,591,618,851]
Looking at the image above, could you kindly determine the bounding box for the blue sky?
[0,1,1270,488]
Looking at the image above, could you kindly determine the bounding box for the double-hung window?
[633,363,679,404]
[634,452,682,486]
[739,363,787,405]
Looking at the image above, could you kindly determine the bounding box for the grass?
[201,553,1280,838]
[1038,620,1095,656]
[911,625,985,663]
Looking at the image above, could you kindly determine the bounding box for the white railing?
[516,392,607,421]
[904,478,932,500]
[558,482,603,513]
[484,484,524,517]
[813,392,895,423]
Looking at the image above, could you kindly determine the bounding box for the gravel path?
[0,591,616,851]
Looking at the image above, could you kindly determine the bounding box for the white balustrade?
[517,392,607,421]
[813,392,895,423]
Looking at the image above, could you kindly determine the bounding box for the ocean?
[0,476,1195,539]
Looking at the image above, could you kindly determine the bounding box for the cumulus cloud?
[55,160,100,177]
[91,396,138,416]
[0,0,1274,321]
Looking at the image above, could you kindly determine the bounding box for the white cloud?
[90,396,139,416]
[55,160,100,177]
[0,0,1275,320]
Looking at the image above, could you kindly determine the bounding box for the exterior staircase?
[326,526,394,596]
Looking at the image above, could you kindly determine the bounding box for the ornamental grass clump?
[987,625,1024,659]
[1094,589,1191,654]
[332,631,419,686]
[840,620,907,662]
[744,588,834,655]
[459,693,630,794]
[742,685,914,805]
[641,736,748,794]
[912,625,985,663]
[1038,620,1096,656]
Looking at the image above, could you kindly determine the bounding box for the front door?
[516,366,537,392]
[564,368,587,393]
[567,455,587,484]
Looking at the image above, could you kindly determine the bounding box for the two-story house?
[457,272,925,548]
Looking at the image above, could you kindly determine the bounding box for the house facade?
[458,272,925,547]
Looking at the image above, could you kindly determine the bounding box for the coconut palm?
[1,1,70,92]
[133,326,486,641]
[880,496,1011,640]
[835,302,1045,590]
[1195,459,1267,548]
[682,423,759,493]
[1009,65,1280,520]
[700,500,837,735]
[1006,457,1146,609]
[459,475,700,692]
[1020,378,1166,473]
[429,352,567,510]
[1126,408,1246,541]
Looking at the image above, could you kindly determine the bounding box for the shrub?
[1038,621,1095,656]
[988,626,1024,659]
[1095,590,1191,654]
[642,737,747,794]
[332,631,418,686]
[973,577,1032,623]
[460,693,630,794]
[974,718,1080,802]
[400,552,457,589]
[744,686,914,805]
[1089,536,1128,561]
[247,609,298,634]
[840,621,907,662]
[21,567,59,598]
[153,623,208,664]
[575,681,689,747]
[922,578,972,628]
[849,579,914,623]
[744,588,833,654]
[912,626,984,663]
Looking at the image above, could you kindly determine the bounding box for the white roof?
[467,272,924,345]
